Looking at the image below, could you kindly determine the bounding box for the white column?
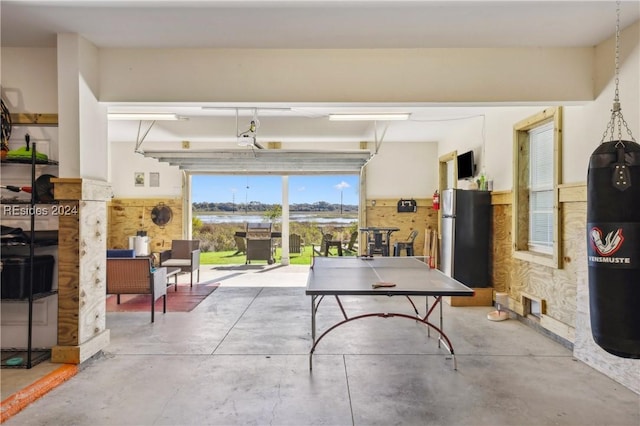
[184,172,192,239]
[281,176,290,265]
[52,34,111,365]
[57,33,107,180]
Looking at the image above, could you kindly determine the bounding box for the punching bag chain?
[600,0,636,146]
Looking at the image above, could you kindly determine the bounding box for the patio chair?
[312,233,340,256]
[367,231,390,256]
[322,233,343,256]
[233,235,247,255]
[106,257,167,322]
[393,230,419,256]
[159,240,201,287]
[290,233,303,254]
[342,231,359,254]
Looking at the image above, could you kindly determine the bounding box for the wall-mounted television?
[457,150,476,179]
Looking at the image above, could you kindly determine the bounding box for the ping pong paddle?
[372,282,396,288]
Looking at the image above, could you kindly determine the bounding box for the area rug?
[106,281,219,313]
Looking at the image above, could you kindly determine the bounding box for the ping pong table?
[306,256,474,370]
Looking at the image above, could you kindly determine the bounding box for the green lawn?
[200,245,357,265]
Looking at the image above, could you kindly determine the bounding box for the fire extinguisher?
[432,190,440,210]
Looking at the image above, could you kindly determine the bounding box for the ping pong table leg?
[422,296,458,368]
[432,297,457,369]
[310,295,316,370]
[438,297,443,348]
[311,295,317,342]
[425,297,431,338]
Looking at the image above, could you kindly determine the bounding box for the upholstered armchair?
[106,257,167,322]
[159,240,200,287]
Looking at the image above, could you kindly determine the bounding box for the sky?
[192,175,360,205]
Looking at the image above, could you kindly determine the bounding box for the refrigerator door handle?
[442,188,456,216]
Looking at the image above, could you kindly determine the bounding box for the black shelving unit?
[1,143,58,369]
[26,143,38,368]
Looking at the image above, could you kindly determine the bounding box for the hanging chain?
[600,0,636,145]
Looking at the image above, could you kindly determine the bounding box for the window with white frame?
[528,122,554,253]
[512,107,562,269]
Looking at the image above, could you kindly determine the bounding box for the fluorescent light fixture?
[329,113,411,121]
[108,113,180,121]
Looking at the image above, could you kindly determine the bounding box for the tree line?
[192,201,358,213]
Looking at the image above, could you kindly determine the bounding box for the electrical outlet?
[182,140,190,149]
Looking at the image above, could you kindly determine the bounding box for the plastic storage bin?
[1,255,55,299]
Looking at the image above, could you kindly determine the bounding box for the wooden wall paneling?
[491,203,512,294]
[509,257,530,314]
[55,200,81,347]
[517,194,583,331]
[493,186,586,341]
[108,198,183,253]
[10,113,58,125]
[52,178,83,200]
[491,190,512,206]
[559,182,587,203]
[491,195,522,287]
[513,132,530,251]
[365,198,437,256]
[551,199,587,329]
[52,178,111,365]
[491,182,640,391]
[526,264,554,307]
[57,200,108,347]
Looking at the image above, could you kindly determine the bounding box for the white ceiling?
[3,1,639,147]
[3,1,639,49]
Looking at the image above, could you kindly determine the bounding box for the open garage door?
[141,148,372,175]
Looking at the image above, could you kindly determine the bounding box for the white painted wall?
[109,142,183,197]
[57,34,108,180]
[365,141,438,199]
[1,47,59,164]
[1,48,60,349]
[1,48,58,113]
[99,47,595,103]
[437,22,639,192]
[437,108,541,190]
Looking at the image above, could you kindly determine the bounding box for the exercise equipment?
[587,140,640,358]
[586,1,639,359]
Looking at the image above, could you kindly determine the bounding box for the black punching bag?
[587,140,640,358]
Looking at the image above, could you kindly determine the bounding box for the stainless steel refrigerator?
[440,188,491,288]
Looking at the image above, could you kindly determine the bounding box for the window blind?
[528,122,554,252]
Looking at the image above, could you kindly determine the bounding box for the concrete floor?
[3,263,639,426]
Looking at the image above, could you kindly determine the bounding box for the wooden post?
[50,178,112,364]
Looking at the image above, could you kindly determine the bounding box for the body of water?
[197,213,357,224]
